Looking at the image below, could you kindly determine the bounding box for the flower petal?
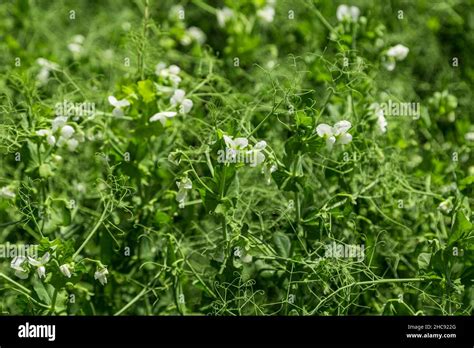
[316,124,333,137]
[333,120,352,135]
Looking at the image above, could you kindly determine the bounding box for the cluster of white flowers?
[149,63,193,125]
[384,44,409,71]
[336,4,360,22]
[216,7,233,27]
[67,34,85,56]
[181,26,206,46]
[257,0,276,23]
[36,58,59,85]
[0,186,16,199]
[11,254,109,285]
[155,63,182,87]
[316,120,353,150]
[222,135,267,167]
[11,253,50,279]
[36,116,84,151]
[176,177,193,208]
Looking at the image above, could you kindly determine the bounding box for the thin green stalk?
[73,204,109,259]
[310,277,439,314]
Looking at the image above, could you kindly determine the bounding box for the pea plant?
[0,0,472,316]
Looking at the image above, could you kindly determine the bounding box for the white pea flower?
[176,177,193,208]
[437,198,453,215]
[316,120,353,150]
[59,264,72,278]
[223,135,249,149]
[257,6,275,23]
[71,34,85,45]
[464,132,474,142]
[67,43,82,54]
[0,186,16,199]
[60,125,75,139]
[377,110,387,133]
[370,105,388,134]
[11,256,28,279]
[36,58,59,85]
[170,89,193,114]
[28,252,50,279]
[37,58,59,71]
[155,63,182,87]
[108,96,130,116]
[387,44,409,61]
[187,26,206,44]
[216,7,233,27]
[149,111,178,126]
[384,44,409,71]
[248,140,267,167]
[94,267,109,286]
[336,4,360,22]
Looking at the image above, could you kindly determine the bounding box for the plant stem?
[73,204,109,259]
[310,277,439,314]
[49,288,58,315]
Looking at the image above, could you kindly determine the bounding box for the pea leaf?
[273,231,291,258]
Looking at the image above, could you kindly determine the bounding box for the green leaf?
[273,231,291,258]
[137,80,155,103]
[449,211,473,245]
[417,252,431,270]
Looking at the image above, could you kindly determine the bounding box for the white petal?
[41,252,50,264]
[168,65,181,75]
[155,62,167,75]
[15,270,29,279]
[67,138,79,151]
[349,6,360,21]
[254,140,267,150]
[115,99,130,108]
[36,129,51,137]
[52,116,68,131]
[336,5,349,21]
[108,96,118,107]
[181,99,193,113]
[47,135,56,146]
[113,108,124,117]
[326,136,336,150]
[316,124,333,137]
[234,137,249,149]
[337,133,353,145]
[60,125,75,139]
[28,257,41,267]
[257,6,275,23]
[387,44,409,60]
[171,89,186,105]
[150,111,177,124]
[333,120,352,135]
[223,135,235,149]
[37,266,46,278]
